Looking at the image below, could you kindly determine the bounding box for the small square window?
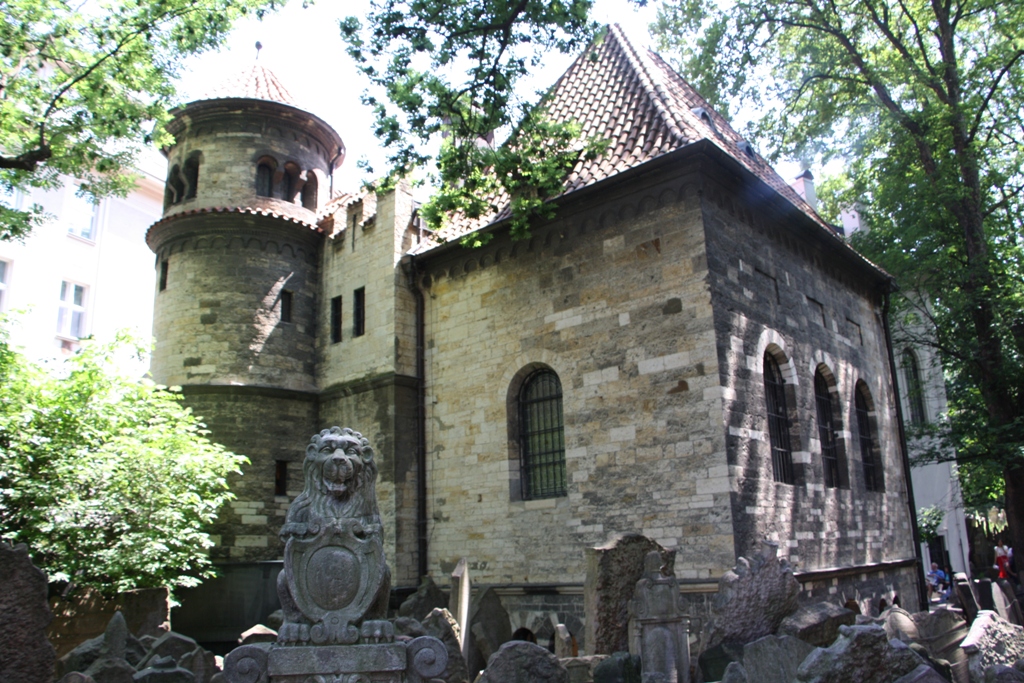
[57,280,87,339]
[353,287,365,337]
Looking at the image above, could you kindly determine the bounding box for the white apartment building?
[0,153,163,360]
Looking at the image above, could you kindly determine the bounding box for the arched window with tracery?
[518,369,567,500]
[764,352,794,484]
[814,367,846,488]
[856,381,884,492]
[903,350,927,425]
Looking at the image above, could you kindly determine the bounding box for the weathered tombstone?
[178,647,219,683]
[60,673,97,683]
[138,632,199,670]
[450,557,471,659]
[996,580,1024,626]
[0,541,57,683]
[893,664,951,683]
[555,624,575,659]
[704,540,800,651]
[794,625,928,683]
[477,640,569,683]
[219,427,449,683]
[400,575,449,622]
[132,655,196,683]
[721,661,749,683]
[985,665,1024,683]
[584,534,675,656]
[778,602,857,647]
[960,611,1024,683]
[991,583,1013,623]
[977,579,996,612]
[238,624,277,645]
[423,608,470,683]
[627,551,690,683]
[740,634,816,683]
[467,587,512,679]
[592,651,642,683]
[83,611,137,683]
[955,578,981,624]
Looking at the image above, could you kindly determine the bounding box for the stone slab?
[267,643,406,675]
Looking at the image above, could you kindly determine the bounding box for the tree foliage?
[0,0,276,241]
[0,325,245,594]
[652,0,1024,551]
[342,0,605,237]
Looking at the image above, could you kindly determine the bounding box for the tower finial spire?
[255,41,263,60]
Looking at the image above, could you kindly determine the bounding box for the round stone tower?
[146,65,344,563]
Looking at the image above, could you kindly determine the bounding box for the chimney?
[791,169,817,211]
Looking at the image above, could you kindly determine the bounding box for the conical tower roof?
[200,63,296,105]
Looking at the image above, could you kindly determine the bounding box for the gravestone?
[627,551,690,683]
[555,624,575,659]
[584,535,674,655]
[450,557,471,661]
[467,587,512,679]
[400,576,449,622]
[477,641,568,683]
[220,427,449,683]
[0,541,57,683]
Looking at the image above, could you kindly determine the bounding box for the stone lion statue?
[277,427,390,644]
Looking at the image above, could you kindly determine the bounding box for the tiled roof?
[199,64,297,105]
[427,24,830,245]
[149,205,318,231]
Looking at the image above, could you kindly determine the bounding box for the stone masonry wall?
[416,166,735,586]
[317,186,421,586]
[699,169,916,574]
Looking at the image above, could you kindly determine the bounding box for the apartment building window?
[281,290,293,323]
[66,188,97,241]
[353,287,365,337]
[57,281,87,338]
[0,260,9,311]
[330,296,342,343]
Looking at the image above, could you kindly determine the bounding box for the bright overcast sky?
[174,1,801,193]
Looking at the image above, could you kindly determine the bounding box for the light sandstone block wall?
[416,170,736,586]
[698,171,917,606]
[317,186,421,585]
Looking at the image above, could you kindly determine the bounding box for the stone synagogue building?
[148,25,920,645]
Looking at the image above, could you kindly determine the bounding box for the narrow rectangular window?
[353,287,365,337]
[57,280,87,338]
[330,296,342,343]
[275,460,289,496]
[281,290,293,323]
[0,260,8,311]
[159,261,168,291]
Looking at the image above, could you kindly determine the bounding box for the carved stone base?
[223,636,449,683]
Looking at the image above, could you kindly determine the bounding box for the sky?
[173,1,801,193]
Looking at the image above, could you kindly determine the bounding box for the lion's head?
[285,427,380,529]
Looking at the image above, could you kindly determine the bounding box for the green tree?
[0,325,245,594]
[0,0,276,241]
[653,0,1024,553]
[342,0,605,238]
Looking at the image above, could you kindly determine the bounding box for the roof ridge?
[605,24,689,148]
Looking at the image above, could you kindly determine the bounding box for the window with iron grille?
[815,370,841,488]
[764,353,794,484]
[856,384,884,492]
[903,350,927,425]
[519,370,567,499]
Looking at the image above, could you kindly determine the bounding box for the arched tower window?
[165,164,185,208]
[282,162,301,203]
[856,381,884,492]
[301,172,318,210]
[814,367,846,488]
[256,158,276,197]
[182,152,201,200]
[518,369,567,500]
[764,351,794,484]
[903,350,927,425]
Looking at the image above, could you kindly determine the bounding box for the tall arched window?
[903,350,927,425]
[183,152,201,200]
[256,159,275,197]
[814,368,843,488]
[519,369,567,500]
[282,162,301,203]
[301,172,318,210]
[764,352,794,484]
[166,165,185,206]
[856,381,884,492]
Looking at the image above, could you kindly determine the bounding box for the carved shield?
[284,519,387,631]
